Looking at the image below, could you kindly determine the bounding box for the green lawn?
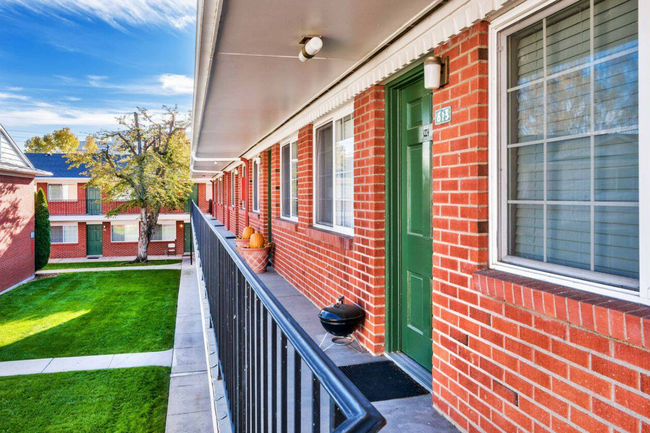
[42,259,182,270]
[0,270,180,361]
[0,367,170,433]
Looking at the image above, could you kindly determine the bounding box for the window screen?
[152,224,175,241]
[315,122,333,226]
[51,225,78,243]
[281,142,298,219]
[112,224,139,242]
[505,0,639,282]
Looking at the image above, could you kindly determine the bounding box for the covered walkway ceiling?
[191,0,444,176]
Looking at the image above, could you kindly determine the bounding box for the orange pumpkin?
[249,232,265,249]
[242,226,254,239]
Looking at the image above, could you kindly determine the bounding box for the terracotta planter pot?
[240,244,272,273]
[235,237,250,253]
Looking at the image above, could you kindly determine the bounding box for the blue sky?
[0,0,195,148]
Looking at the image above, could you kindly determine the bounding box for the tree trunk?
[135,208,158,263]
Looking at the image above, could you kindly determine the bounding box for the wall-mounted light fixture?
[424,56,450,90]
[299,36,323,63]
[233,168,239,175]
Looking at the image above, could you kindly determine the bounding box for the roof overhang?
[191,0,511,173]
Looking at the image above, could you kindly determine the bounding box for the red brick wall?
[270,86,387,353]
[0,174,35,291]
[50,222,86,258]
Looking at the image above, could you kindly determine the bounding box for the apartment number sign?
[435,106,452,125]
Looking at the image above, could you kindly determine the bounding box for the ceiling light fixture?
[299,36,323,63]
[424,56,450,90]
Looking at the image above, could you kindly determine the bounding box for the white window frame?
[488,0,649,305]
[151,223,176,242]
[205,182,213,202]
[51,223,78,244]
[252,158,260,213]
[230,173,235,207]
[48,183,78,201]
[313,104,355,236]
[280,136,299,222]
[111,223,139,243]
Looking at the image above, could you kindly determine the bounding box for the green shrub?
[34,188,50,271]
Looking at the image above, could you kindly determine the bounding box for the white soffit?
[194,0,511,171]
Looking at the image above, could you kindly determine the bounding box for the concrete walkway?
[37,263,182,274]
[46,255,184,264]
[165,257,214,433]
[0,350,173,377]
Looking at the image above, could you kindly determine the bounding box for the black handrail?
[191,202,385,433]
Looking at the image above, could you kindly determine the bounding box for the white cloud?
[0,92,29,101]
[7,86,23,91]
[0,107,123,127]
[159,74,193,95]
[65,96,81,101]
[0,0,196,30]
[87,75,108,81]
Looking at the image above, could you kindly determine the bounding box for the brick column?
[297,124,313,230]
[353,85,387,352]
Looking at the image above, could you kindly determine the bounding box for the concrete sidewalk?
[165,257,214,433]
[0,350,173,377]
[37,264,182,274]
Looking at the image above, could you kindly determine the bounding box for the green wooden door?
[185,184,199,212]
[86,187,102,215]
[184,223,191,253]
[391,74,434,371]
[86,224,103,256]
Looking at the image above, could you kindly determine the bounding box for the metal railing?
[191,202,385,433]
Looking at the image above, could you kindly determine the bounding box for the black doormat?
[339,361,429,402]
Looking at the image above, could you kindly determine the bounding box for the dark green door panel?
[86,187,102,215]
[185,184,199,212]
[86,224,103,256]
[184,223,191,253]
[387,70,434,371]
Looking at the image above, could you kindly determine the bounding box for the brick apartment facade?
[0,126,51,292]
[198,0,650,431]
[27,153,211,259]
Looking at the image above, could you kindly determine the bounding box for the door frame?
[385,64,430,354]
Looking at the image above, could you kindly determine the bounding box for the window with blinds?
[503,0,639,287]
[281,141,298,220]
[314,110,354,234]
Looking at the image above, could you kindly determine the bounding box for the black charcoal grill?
[318,296,365,351]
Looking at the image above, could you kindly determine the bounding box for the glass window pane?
[291,143,298,218]
[508,21,544,87]
[547,67,591,138]
[334,137,354,229]
[49,184,63,200]
[508,83,544,143]
[547,137,590,201]
[594,206,638,278]
[316,123,333,226]
[112,225,125,242]
[594,133,638,202]
[508,144,543,200]
[594,54,638,131]
[593,0,638,60]
[547,205,591,270]
[281,145,290,217]
[509,204,544,261]
[51,226,63,243]
[546,0,590,75]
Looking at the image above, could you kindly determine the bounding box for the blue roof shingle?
[25,153,88,178]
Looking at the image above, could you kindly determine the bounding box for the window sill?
[273,218,298,232]
[305,226,353,250]
[249,211,261,220]
[474,269,650,349]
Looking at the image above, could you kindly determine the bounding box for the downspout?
[242,158,250,228]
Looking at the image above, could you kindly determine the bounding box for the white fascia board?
[36,177,90,183]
